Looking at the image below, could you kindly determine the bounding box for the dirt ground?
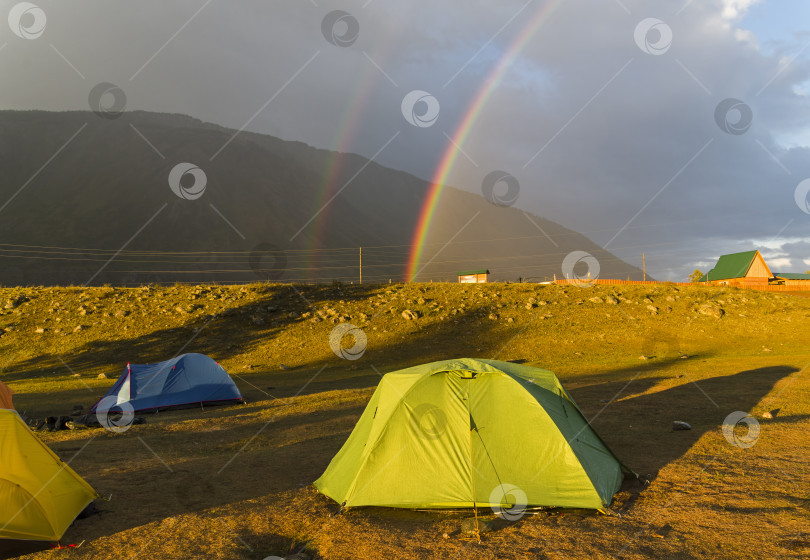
[1,282,808,559]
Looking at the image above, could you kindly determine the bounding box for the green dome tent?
[315,358,631,510]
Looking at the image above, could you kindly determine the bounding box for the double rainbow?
[405,0,564,282]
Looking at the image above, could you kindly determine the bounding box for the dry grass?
[0,282,808,559]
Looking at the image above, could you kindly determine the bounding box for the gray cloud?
[1,0,808,280]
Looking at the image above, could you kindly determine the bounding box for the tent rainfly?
[0,409,98,541]
[89,353,243,413]
[315,358,632,510]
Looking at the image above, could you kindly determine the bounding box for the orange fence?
[553,278,810,291]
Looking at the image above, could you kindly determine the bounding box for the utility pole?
[642,252,646,282]
[359,247,362,285]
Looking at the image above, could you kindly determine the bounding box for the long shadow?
[568,365,799,480]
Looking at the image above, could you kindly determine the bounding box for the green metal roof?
[773,272,810,280]
[457,269,490,276]
[699,250,759,281]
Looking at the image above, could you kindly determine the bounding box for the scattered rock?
[488,313,498,320]
[761,408,780,419]
[279,364,290,370]
[679,354,690,359]
[114,309,129,318]
[589,296,603,304]
[35,327,45,334]
[96,373,107,379]
[672,421,691,431]
[73,325,86,332]
[646,305,658,314]
[698,304,724,318]
[638,355,650,360]
[605,295,619,305]
[401,309,419,320]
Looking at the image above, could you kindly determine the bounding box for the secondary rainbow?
[406,0,564,282]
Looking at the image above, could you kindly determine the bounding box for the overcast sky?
[1,0,809,280]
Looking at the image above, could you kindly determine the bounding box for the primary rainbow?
[405,0,564,282]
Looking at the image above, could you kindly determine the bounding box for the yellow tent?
[0,380,13,410]
[0,409,98,541]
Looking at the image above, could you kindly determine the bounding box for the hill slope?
[0,110,646,285]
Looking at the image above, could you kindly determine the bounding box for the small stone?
[672,421,691,431]
[698,304,724,318]
[638,355,649,360]
[114,309,129,318]
[73,325,86,332]
[488,313,498,320]
[761,408,780,419]
[605,296,619,305]
[647,305,658,314]
[401,309,419,320]
[506,317,514,323]
[589,296,603,304]
[35,327,45,334]
[97,373,107,379]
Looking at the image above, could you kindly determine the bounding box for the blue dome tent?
[90,353,243,413]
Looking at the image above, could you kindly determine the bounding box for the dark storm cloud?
[0,0,808,279]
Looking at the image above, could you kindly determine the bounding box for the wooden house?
[772,272,810,287]
[457,269,489,283]
[699,250,772,287]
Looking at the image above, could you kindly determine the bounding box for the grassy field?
[0,281,808,559]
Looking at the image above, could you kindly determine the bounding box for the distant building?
[772,272,810,287]
[699,250,772,287]
[457,269,490,283]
